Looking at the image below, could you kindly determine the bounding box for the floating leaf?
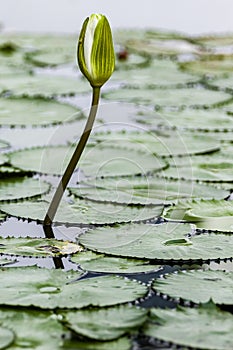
[210,74,233,92]
[152,269,233,305]
[163,199,233,232]
[71,251,161,274]
[0,308,68,349]
[0,154,7,166]
[180,57,233,77]
[0,140,9,150]
[8,144,166,177]
[0,197,162,225]
[113,58,198,87]
[70,176,227,205]
[0,237,82,257]
[0,74,90,97]
[79,222,233,261]
[0,326,14,349]
[137,108,233,132]
[63,305,147,340]
[143,302,233,350]
[0,177,50,202]
[0,96,81,127]
[0,267,147,309]
[103,86,232,108]
[92,131,220,157]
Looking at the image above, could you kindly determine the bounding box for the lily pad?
[0,197,162,225]
[0,74,90,97]
[159,151,233,182]
[8,144,166,177]
[92,131,220,157]
[71,251,161,274]
[0,326,14,349]
[79,222,233,261]
[180,57,233,77]
[152,269,233,305]
[144,302,233,350]
[70,176,227,205]
[103,86,232,108]
[0,177,50,202]
[163,199,233,232]
[137,108,233,132]
[0,267,147,309]
[210,74,233,92]
[0,308,68,349]
[0,154,7,167]
[0,140,9,150]
[63,305,147,340]
[0,237,82,257]
[113,58,198,87]
[0,96,81,127]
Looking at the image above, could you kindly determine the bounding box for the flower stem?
[43,86,100,226]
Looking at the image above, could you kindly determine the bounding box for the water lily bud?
[77,14,115,88]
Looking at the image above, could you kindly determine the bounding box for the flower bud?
[77,14,115,88]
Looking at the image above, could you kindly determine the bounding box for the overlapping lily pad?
[71,251,161,274]
[0,177,50,202]
[0,237,82,257]
[152,269,233,305]
[0,308,68,349]
[163,199,233,231]
[70,176,227,205]
[0,96,81,127]
[8,144,166,177]
[0,267,147,309]
[103,86,232,108]
[79,222,233,261]
[180,56,233,77]
[63,305,147,340]
[0,196,162,225]
[143,302,233,350]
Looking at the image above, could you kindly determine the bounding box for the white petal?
[84,14,100,77]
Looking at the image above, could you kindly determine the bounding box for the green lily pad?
[163,199,233,231]
[210,74,233,91]
[8,144,166,177]
[0,326,14,349]
[0,237,82,257]
[0,197,162,225]
[0,74,90,97]
[71,251,161,274]
[79,222,233,261]
[152,269,233,305]
[0,154,7,166]
[136,108,233,132]
[92,130,220,157]
[0,177,50,202]
[0,96,81,127]
[70,176,227,205]
[180,56,233,77]
[103,86,232,108]
[0,308,68,349]
[63,305,147,340]
[113,58,198,87]
[144,302,233,350]
[0,140,9,150]
[159,151,233,182]
[0,267,147,309]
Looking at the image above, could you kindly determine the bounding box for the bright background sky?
[1,0,233,35]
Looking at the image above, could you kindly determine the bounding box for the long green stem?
[43,86,100,226]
